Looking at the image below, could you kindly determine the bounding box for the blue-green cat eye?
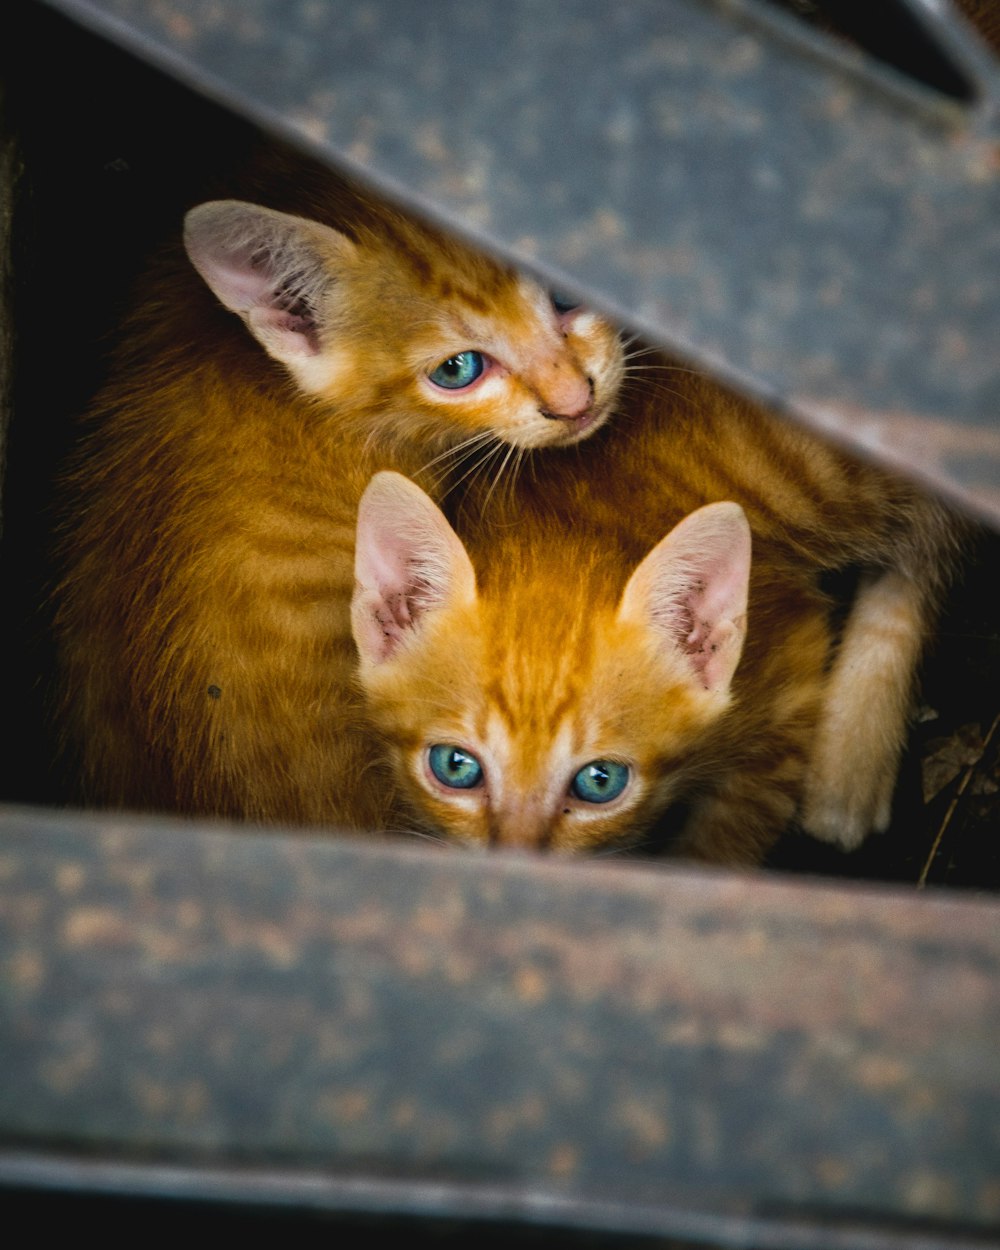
[428,351,485,389]
[550,292,580,314]
[570,760,629,804]
[428,744,484,790]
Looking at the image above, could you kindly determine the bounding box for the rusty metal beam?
[2,806,999,1245]
[30,0,1000,526]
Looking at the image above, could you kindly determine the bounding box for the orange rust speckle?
[146,1024,174,1055]
[817,1156,851,1188]
[716,1022,767,1052]
[63,906,128,947]
[444,953,475,985]
[179,1080,210,1121]
[40,1044,98,1095]
[141,930,187,963]
[319,1088,371,1125]
[484,1105,519,1142]
[484,1092,547,1143]
[617,1095,671,1153]
[548,1142,580,1179]
[856,1054,908,1091]
[978,1178,1000,1217]
[6,949,44,992]
[393,1098,418,1130]
[941,328,971,364]
[131,1075,173,1117]
[399,944,432,977]
[175,899,203,930]
[55,863,85,895]
[165,13,194,40]
[903,1085,937,1115]
[661,1017,703,1047]
[905,1170,957,1212]
[515,965,547,1004]
[721,36,761,75]
[415,122,449,164]
[414,900,466,937]
[291,113,328,145]
[824,89,852,120]
[964,141,1000,184]
[254,922,298,968]
[520,1092,546,1127]
[595,210,624,241]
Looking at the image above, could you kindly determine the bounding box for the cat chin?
[516,402,611,450]
[552,408,607,445]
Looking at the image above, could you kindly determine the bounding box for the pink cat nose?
[540,375,595,422]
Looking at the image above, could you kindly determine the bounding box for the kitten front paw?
[800,764,896,852]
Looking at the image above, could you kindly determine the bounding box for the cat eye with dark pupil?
[428,744,483,789]
[570,760,629,804]
[428,351,485,389]
[550,292,580,314]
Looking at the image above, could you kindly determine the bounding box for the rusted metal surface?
[30,0,1000,526]
[1,806,999,1245]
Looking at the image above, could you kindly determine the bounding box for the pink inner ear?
[352,473,476,667]
[184,202,332,363]
[682,549,747,653]
[248,306,321,357]
[622,502,751,694]
[197,255,274,311]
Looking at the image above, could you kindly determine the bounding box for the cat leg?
[801,568,928,851]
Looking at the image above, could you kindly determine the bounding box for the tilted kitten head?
[184,199,623,451]
[352,472,752,853]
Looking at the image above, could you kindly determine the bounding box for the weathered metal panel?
[1,807,999,1245]
[32,0,1000,525]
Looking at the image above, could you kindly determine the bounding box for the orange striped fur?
[50,150,624,827]
[353,364,964,862]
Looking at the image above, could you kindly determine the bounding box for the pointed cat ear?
[619,502,751,694]
[183,200,358,369]
[352,472,477,666]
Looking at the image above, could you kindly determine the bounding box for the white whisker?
[483,440,518,512]
[448,437,506,499]
[417,429,498,481]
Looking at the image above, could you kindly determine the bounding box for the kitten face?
[184,201,624,451]
[370,604,728,852]
[352,473,752,854]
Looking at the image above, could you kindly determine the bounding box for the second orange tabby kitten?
[353,367,963,862]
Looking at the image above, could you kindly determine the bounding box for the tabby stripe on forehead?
[542,689,583,738]
[482,677,515,734]
[377,213,511,306]
[373,215,434,284]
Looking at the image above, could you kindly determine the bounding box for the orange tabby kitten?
[353,368,963,862]
[51,153,624,827]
